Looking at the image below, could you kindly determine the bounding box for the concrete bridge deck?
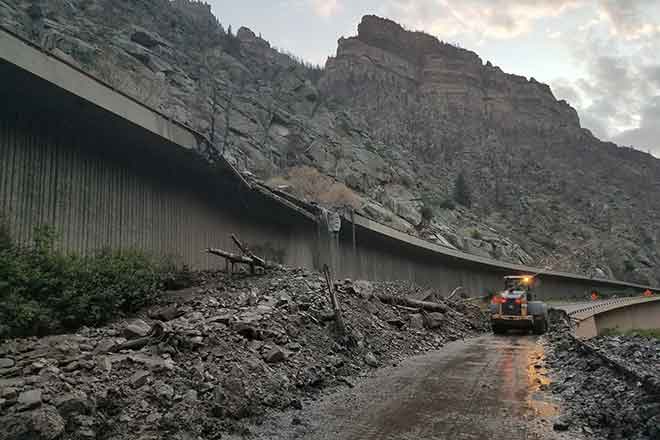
[555,296,660,338]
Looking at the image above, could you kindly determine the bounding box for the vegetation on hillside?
[0,222,167,339]
[267,166,362,209]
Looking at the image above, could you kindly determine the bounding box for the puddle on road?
[526,347,559,418]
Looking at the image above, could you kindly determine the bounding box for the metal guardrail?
[556,296,660,322]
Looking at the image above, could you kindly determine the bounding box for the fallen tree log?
[375,293,448,313]
[206,248,263,265]
[231,234,266,267]
[206,247,269,274]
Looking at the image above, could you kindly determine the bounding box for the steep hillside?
[2,1,659,285]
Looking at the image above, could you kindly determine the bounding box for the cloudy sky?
[212,1,660,154]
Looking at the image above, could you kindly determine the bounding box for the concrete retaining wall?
[1,26,658,301]
[595,301,660,334]
[0,110,317,270]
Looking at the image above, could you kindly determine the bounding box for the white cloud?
[369,0,660,153]
[385,0,582,39]
[548,30,563,39]
[598,0,660,40]
[311,0,341,18]
[550,7,660,155]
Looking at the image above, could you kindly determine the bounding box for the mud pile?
[545,320,660,440]
[0,267,488,439]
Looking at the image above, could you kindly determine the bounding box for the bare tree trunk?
[323,264,346,335]
[375,293,448,313]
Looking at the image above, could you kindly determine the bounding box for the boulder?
[364,352,379,367]
[54,392,91,417]
[121,319,151,339]
[130,28,163,48]
[17,389,42,411]
[149,305,184,322]
[1,406,65,440]
[263,346,287,363]
[553,416,571,431]
[424,312,445,329]
[0,358,15,369]
[409,314,424,329]
[129,370,150,389]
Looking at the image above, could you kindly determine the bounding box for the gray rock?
[1,405,65,440]
[17,389,42,411]
[0,358,15,369]
[553,416,571,431]
[424,312,445,329]
[409,314,424,329]
[364,352,379,367]
[122,319,152,339]
[149,305,184,322]
[208,313,234,325]
[1,387,18,400]
[264,346,287,363]
[130,28,162,48]
[54,392,90,417]
[129,370,150,389]
[183,389,198,402]
[155,382,174,402]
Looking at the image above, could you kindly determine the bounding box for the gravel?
[545,313,660,440]
[0,267,488,439]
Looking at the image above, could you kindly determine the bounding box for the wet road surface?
[247,335,579,440]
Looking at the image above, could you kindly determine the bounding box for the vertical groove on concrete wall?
[0,115,314,270]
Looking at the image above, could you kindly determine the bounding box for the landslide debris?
[0,267,488,439]
[545,315,660,440]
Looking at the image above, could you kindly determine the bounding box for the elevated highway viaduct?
[555,296,660,338]
[1,26,660,303]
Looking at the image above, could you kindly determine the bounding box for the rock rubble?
[545,315,660,440]
[0,267,488,439]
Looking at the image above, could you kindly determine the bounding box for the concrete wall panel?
[0,112,316,270]
[595,301,660,334]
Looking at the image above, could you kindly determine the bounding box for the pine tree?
[453,171,472,208]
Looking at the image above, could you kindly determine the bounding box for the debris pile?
[0,267,488,439]
[590,335,660,382]
[545,316,660,440]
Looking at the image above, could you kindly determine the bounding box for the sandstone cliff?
[2,3,659,285]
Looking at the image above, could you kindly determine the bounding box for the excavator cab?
[490,275,548,334]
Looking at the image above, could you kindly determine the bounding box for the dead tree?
[206,247,267,274]
[323,264,347,335]
[375,293,448,313]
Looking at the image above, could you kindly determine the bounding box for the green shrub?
[420,205,435,223]
[471,229,482,240]
[453,171,472,208]
[439,198,455,210]
[0,225,164,339]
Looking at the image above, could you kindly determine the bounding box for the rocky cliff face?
[323,16,581,138]
[2,3,659,286]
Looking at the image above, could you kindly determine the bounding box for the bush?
[471,229,482,240]
[0,226,165,339]
[453,171,472,208]
[623,260,635,272]
[420,205,434,223]
[266,166,362,209]
[438,198,455,210]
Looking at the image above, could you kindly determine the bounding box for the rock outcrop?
[1,3,659,285]
[322,15,581,138]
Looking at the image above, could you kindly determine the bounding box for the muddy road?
[247,335,579,440]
